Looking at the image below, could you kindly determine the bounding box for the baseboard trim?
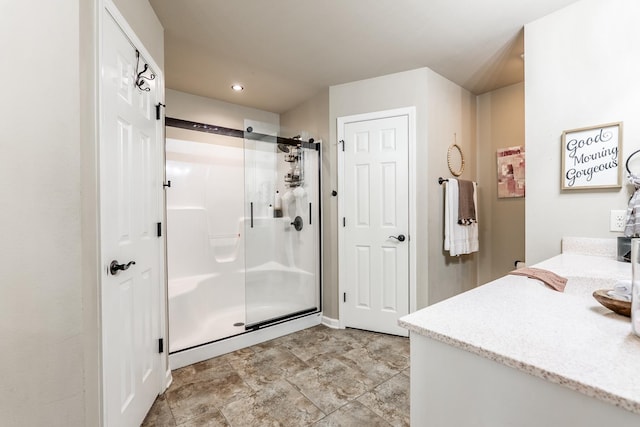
[322,315,340,329]
[163,367,173,391]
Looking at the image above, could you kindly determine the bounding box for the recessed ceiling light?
[231,84,244,91]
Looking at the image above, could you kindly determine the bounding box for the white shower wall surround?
[166,138,245,352]
[165,132,320,356]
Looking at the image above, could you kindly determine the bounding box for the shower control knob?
[109,260,136,275]
[389,234,406,242]
[291,216,304,231]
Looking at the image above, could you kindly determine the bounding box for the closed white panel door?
[100,11,163,427]
[341,115,409,336]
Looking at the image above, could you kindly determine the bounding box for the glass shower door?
[243,122,320,329]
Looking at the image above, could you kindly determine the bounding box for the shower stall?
[165,117,321,367]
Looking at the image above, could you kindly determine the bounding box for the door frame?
[337,107,417,330]
[97,0,169,422]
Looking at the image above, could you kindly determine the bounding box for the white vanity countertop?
[399,253,640,415]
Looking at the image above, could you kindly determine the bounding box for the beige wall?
[329,68,477,314]
[80,0,100,423]
[525,0,640,264]
[0,2,85,425]
[477,83,525,284]
[280,90,331,313]
[280,89,330,141]
[425,70,479,305]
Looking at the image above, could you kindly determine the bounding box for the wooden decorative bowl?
[592,289,631,317]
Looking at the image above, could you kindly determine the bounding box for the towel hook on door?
[135,50,156,92]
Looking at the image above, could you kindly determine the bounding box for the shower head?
[277,143,290,153]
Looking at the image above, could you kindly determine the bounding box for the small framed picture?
[497,146,525,198]
[561,122,622,190]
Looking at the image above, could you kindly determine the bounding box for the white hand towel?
[607,279,632,301]
[607,291,631,302]
[613,280,632,295]
[445,179,479,256]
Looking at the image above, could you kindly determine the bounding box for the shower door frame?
[242,123,322,331]
[164,117,323,367]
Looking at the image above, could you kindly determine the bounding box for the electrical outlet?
[610,210,626,232]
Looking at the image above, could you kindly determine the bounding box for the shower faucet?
[291,216,303,231]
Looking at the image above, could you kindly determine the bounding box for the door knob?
[389,234,406,242]
[110,260,136,275]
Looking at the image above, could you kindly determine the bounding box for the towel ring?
[625,149,640,174]
[447,143,465,177]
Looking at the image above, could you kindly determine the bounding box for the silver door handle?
[389,234,406,242]
[110,260,136,275]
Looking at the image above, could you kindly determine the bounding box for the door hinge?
[157,222,162,237]
[339,139,345,152]
[343,217,346,227]
[343,292,346,303]
[155,102,166,120]
[158,338,164,354]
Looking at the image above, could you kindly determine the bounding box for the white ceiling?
[149,0,580,114]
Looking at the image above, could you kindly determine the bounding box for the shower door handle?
[110,260,136,275]
[389,234,406,242]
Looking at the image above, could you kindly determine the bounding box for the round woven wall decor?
[447,143,465,177]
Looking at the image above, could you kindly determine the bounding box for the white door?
[339,113,410,336]
[100,10,164,427]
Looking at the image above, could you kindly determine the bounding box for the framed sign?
[561,122,622,190]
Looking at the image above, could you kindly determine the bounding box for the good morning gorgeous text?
[565,127,617,187]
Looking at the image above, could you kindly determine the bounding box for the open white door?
[338,109,413,336]
[100,8,165,426]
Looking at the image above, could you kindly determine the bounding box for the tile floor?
[142,325,410,426]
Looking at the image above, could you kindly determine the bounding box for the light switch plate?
[610,209,626,232]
